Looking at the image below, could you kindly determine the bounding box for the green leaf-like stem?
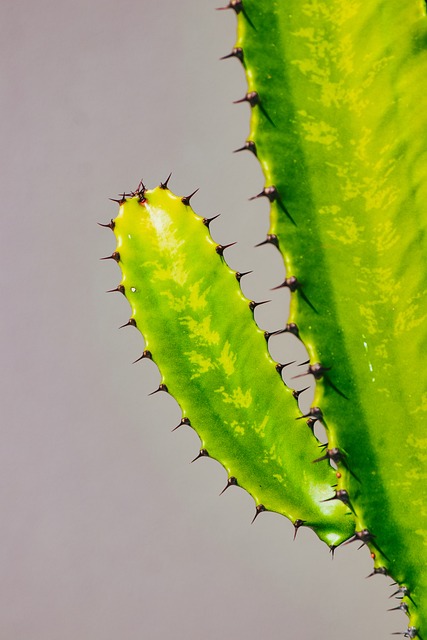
[111,185,355,546]
[234,0,427,632]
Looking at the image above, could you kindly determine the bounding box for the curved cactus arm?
[103,183,355,546]
[232,0,427,634]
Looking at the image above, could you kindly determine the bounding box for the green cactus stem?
[103,183,355,547]
[228,0,427,634]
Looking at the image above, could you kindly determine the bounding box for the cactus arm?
[107,184,355,546]
[234,0,427,633]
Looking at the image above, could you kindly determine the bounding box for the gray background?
[1,1,400,638]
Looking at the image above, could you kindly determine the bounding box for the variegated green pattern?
[109,185,354,546]
[233,0,427,634]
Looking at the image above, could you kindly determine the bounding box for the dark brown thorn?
[100,251,120,262]
[309,362,331,380]
[306,417,317,433]
[390,587,409,599]
[272,276,300,292]
[133,180,145,196]
[235,270,252,282]
[313,447,343,464]
[297,406,323,422]
[233,140,257,156]
[251,504,266,524]
[98,219,115,230]
[172,417,191,432]
[276,361,296,374]
[249,185,278,202]
[233,91,259,107]
[109,195,126,205]
[366,566,388,578]
[216,242,237,256]
[160,172,172,189]
[216,0,243,13]
[202,214,220,228]
[181,189,199,206]
[255,234,279,248]
[119,318,137,329]
[292,387,310,401]
[220,47,244,62]
[106,284,125,295]
[284,323,300,337]
[148,383,168,396]
[219,476,238,495]
[391,629,418,639]
[388,603,409,613]
[191,448,209,463]
[249,299,270,312]
[342,529,374,548]
[293,519,305,540]
[132,350,152,364]
[321,489,350,505]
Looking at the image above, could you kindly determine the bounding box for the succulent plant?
[102,1,427,636]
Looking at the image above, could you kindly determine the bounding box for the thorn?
[342,529,374,548]
[255,234,279,248]
[366,566,388,578]
[98,219,115,230]
[119,318,137,329]
[148,383,168,396]
[249,299,271,312]
[313,447,343,464]
[306,417,317,433]
[109,194,127,205]
[293,519,305,540]
[160,172,172,189]
[251,504,266,524]
[219,476,238,495]
[272,276,300,292]
[216,0,243,12]
[191,448,209,463]
[292,387,310,400]
[297,406,323,422]
[389,587,409,599]
[132,350,152,364]
[100,251,120,262]
[391,628,417,639]
[235,270,252,282]
[181,189,199,206]
[220,47,244,62]
[234,91,259,107]
[249,185,278,202]
[233,140,257,156]
[202,214,220,228]
[309,362,331,380]
[106,284,125,295]
[216,242,237,256]
[276,361,296,374]
[321,489,350,505]
[285,322,300,337]
[388,603,409,614]
[172,417,191,432]
[132,180,145,196]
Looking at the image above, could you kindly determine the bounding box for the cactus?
[101,1,427,637]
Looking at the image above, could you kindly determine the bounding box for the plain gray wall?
[1,1,400,638]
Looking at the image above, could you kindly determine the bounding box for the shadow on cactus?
[101,1,427,637]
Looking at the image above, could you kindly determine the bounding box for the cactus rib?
[104,183,355,547]
[232,0,427,634]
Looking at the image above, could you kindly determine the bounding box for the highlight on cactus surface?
[102,1,427,638]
